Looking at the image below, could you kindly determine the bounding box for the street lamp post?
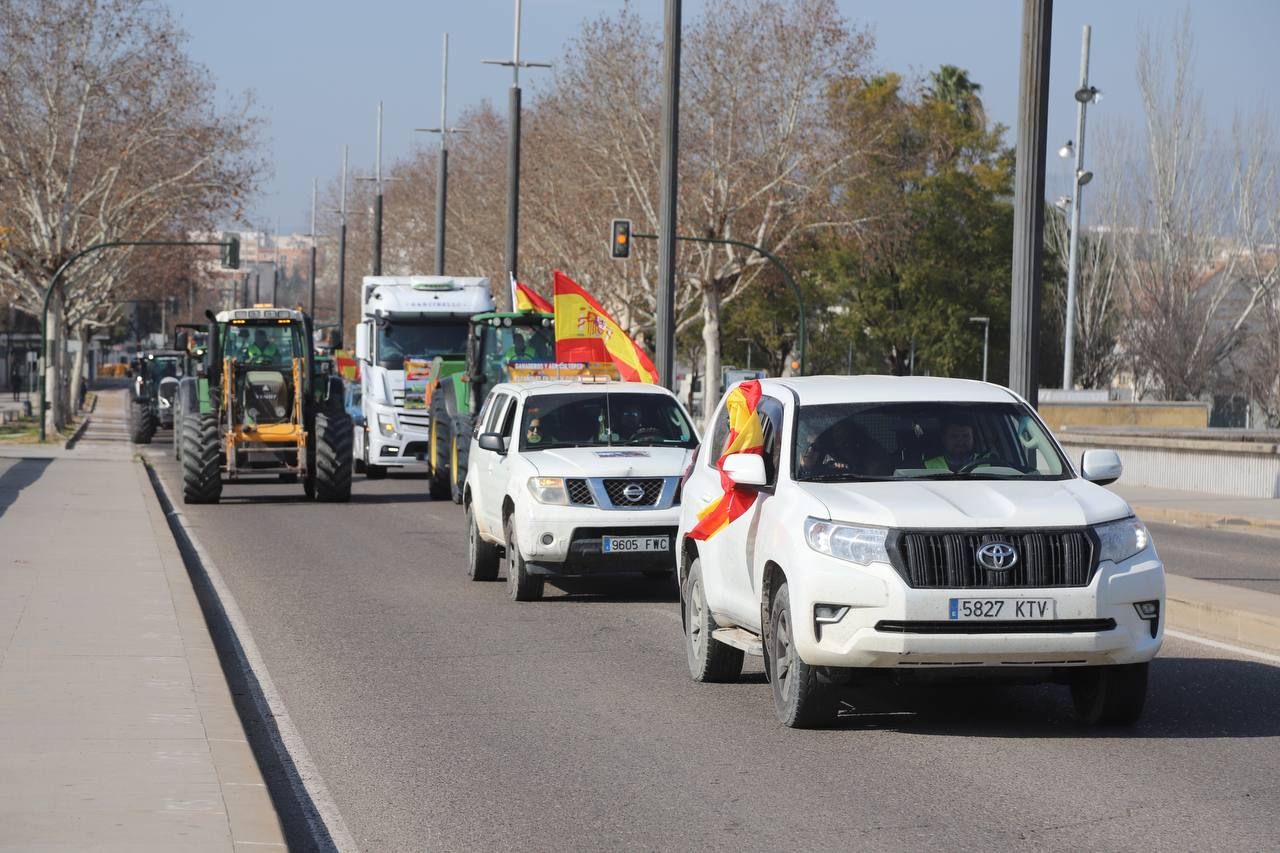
[484,0,550,310]
[968,316,991,382]
[1061,24,1099,391]
[417,33,469,277]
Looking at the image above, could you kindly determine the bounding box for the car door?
[475,392,512,535]
[682,390,784,628]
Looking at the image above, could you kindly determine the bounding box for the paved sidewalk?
[1112,483,1280,536]
[0,391,285,851]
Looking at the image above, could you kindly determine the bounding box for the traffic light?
[611,219,632,259]
[220,235,240,270]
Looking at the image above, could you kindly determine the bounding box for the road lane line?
[1165,628,1280,665]
[145,463,360,853]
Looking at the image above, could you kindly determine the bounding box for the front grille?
[398,411,430,431]
[875,619,1116,635]
[889,529,1097,589]
[603,478,664,507]
[566,479,594,505]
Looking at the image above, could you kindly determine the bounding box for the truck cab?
[353,276,495,477]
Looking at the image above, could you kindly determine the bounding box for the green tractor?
[127,350,185,444]
[425,311,555,503]
[171,324,209,461]
[176,307,353,504]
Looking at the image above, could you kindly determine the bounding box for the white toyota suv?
[464,380,699,600]
[678,376,1164,728]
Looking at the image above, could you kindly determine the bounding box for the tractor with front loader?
[176,306,353,504]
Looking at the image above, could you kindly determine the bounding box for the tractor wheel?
[428,395,452,501]
[450,413,475,505]
[313,408,354,502]
[181,413,222,504]
[129,397,156,444]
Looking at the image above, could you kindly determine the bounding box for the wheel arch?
[760,560,787,682]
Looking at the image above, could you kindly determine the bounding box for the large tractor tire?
[313,408,354,502]
[450,413,475,505]
[129,397,157,445]
[428,393,452,501]
[181,413,222,504]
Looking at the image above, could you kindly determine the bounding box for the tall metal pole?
[436,34,450,276]
[1008,0,1053,409]
[484,0,549,311]
[337,145,349,348]
[309,178,318,318]
[372,101,383,277]
[1062,25,1091,391]
[656,0,682,390]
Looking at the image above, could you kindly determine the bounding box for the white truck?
[463,379,700,601]
[353,276,495,479]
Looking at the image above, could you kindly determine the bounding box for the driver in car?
[926,419,989,472]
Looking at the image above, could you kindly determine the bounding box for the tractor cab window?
[479,323,556,383]
[223,323,301,365]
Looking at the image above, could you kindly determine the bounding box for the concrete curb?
[1130,502,1280,538]
[143,461,360,853]
[1166,574,1280,655]
[61,392,98,449]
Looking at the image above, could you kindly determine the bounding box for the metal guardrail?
[1059,430,1280,498]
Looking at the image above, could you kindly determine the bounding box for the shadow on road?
[0,458,52,520]
[351,491,435,505]
[815,656,1280,738]
[539,574,680,604]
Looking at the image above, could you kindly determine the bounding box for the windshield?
[793,401,1068,482]
[377,320,469,370]
[222,322,303,365]
[150,357,182,380]
[480,323,556,384]
[519,392,697,451]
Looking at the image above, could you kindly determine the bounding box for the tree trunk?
[69,324,89,414]
[701,284,722,432]
[44,286,66,434]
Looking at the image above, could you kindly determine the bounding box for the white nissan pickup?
[678,376,1164,728]
[463,379,699,601]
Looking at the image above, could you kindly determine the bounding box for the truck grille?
[888,529,1097,589]
[603,478,664,507]
[566,479,595,506]
[398,411,430,431]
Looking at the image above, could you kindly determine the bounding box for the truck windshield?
[376,321,469,370]
[793,401,1069,482]
[520,392,697,451]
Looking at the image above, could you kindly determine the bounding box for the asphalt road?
[1146,521,1280,594]
[147,446,1280,852]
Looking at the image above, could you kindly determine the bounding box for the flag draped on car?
[688,379,765,541]
[513,276,554,313]
[552,270,658,384]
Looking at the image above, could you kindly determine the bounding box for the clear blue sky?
[176,0,1280,233]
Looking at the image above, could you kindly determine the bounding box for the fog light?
[541,533,554,546]
[814,604,850,624]
[1134,600,1160,638]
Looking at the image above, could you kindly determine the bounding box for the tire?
[366,459,388,480]
[129,397,156,444]
[683,558,744,683]
[353,429,367,474]
[181,413,222,504]
[313,408,354,502]
[428,395,452,500]
[1070,662,1149,726]
[768,581,833,728]
[450,413,474,505]
[467,501,500,581]
[504,514,543,601]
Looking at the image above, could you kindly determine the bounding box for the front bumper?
[515,501,680,576]
[366,420,431,467]
[785,550,1165,669]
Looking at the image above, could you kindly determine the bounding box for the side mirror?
[722,452,767,487]
[1081,449,1122,486]
[478,432,506,454]
[355,323,370,362]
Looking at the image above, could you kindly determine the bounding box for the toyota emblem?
[622,483,646,502]
[976,542,1018,571]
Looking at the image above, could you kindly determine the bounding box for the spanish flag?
[552,270,658,384]
[514,279,553,314]
[689,380,765,541]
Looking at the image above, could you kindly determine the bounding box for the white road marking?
[1165,628,1280,665]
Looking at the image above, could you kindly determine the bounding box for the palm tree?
[927,65,986,128]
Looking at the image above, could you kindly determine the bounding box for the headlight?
[377,414,396,436]
[1094,517,1150,563]
[527,477,569,505]
[158,397,171,408]
[804,518,889,566]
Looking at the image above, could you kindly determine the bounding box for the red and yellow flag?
[514,280,554,314]
[552,270,658,384]
[688,380,765,541]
